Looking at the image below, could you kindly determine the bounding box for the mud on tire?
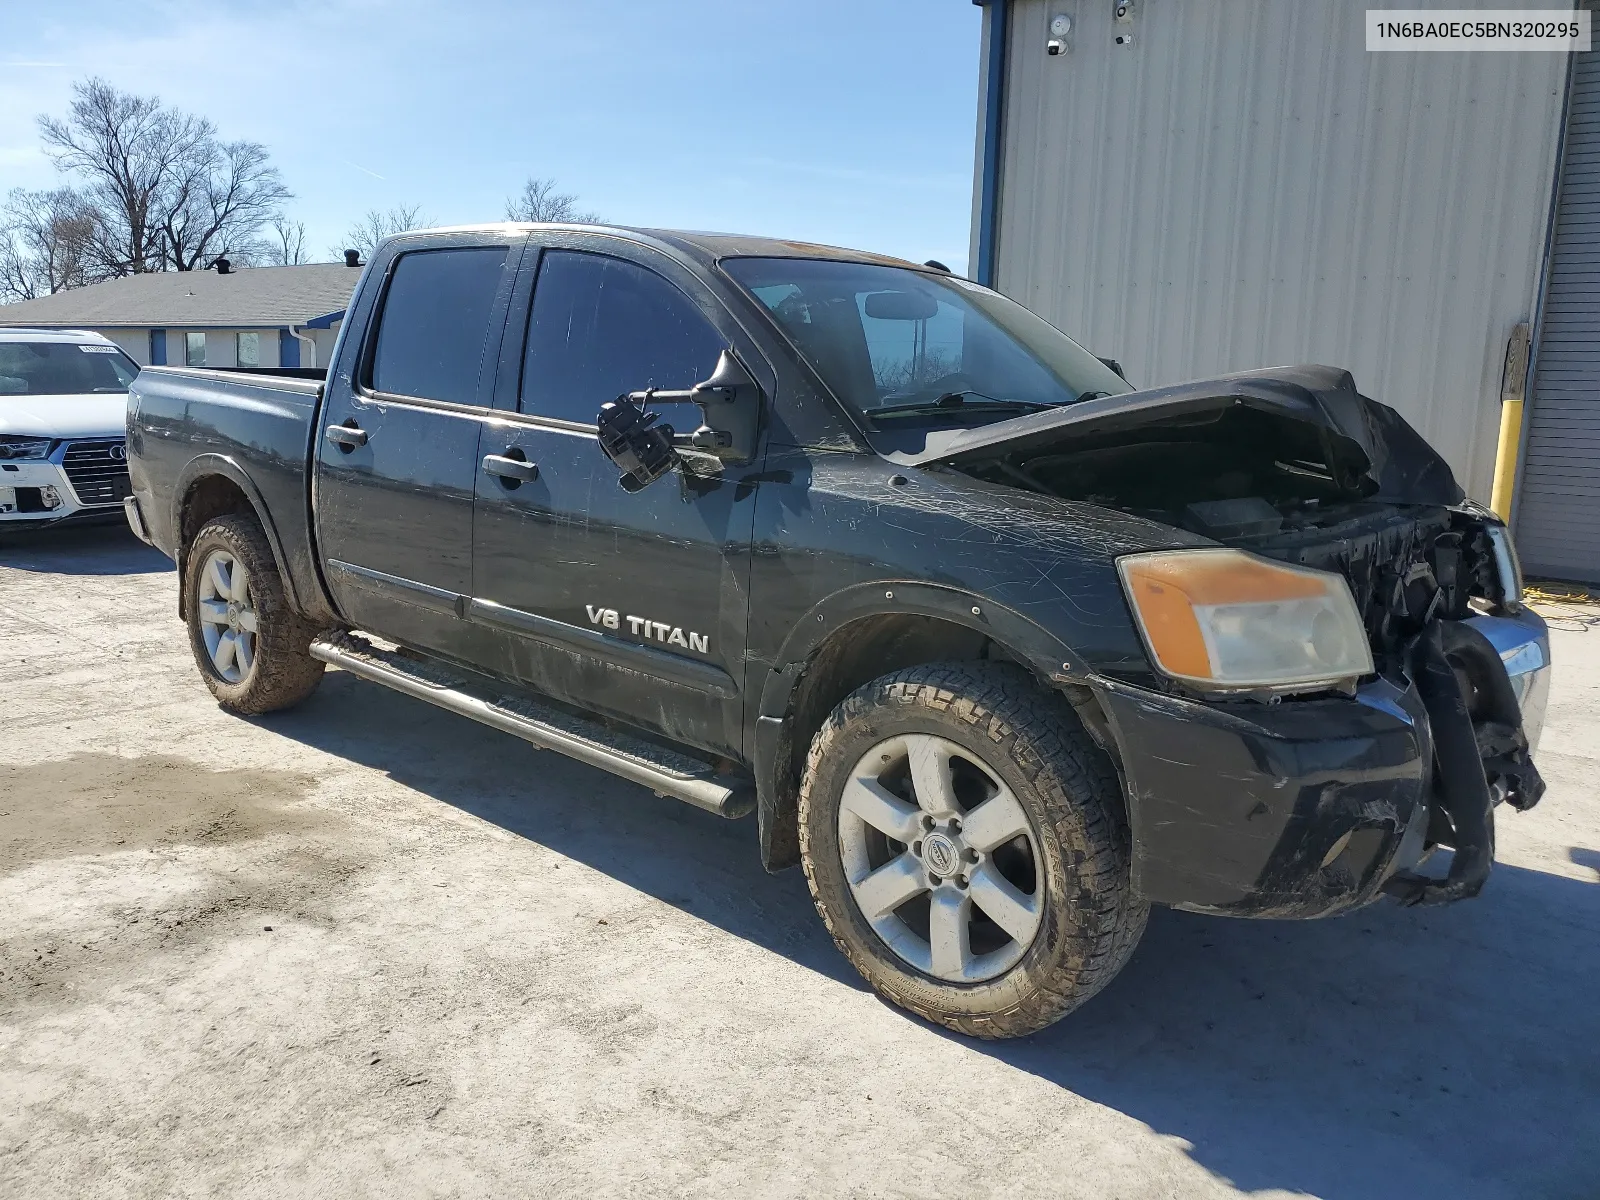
[798,662,1148,1039]
[183,513,324,714]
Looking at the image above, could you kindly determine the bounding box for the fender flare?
[758,579,1082,720]
[171,453,303,614]
[752,580,1087,873]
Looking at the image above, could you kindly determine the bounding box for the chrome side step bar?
[309,633,754,819]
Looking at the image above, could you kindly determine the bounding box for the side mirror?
[597,397,679,493]
[595,349,763,491]
[1098,356,1128,382]
[679,349,761,461]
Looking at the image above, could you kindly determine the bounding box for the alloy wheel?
[837,733,1044,983]
[196,548,258,684]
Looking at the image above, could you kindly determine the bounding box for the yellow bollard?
[1490,397,1524,521]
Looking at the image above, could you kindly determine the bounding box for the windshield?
[0,341,140,396]
[721,257,1131,425]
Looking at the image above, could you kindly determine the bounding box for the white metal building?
[970,0,1600,582]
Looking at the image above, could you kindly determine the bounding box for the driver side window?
[520,250,726,427]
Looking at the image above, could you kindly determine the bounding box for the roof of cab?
[403,222,931,272]
[640,228,927,270]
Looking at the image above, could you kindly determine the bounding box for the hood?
[881,365,1464,507]
[0,392,130,441]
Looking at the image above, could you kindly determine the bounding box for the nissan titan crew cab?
[123,224,1550,1038]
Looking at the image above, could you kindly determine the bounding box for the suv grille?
[61,439,132,506]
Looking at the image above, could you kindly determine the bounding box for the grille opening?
[61,439,131,506]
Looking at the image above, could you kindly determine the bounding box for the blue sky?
[1,0,984,271]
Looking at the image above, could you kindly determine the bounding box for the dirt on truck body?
[123,224,1550,1036]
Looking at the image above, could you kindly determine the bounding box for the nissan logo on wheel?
[108,444,127,461]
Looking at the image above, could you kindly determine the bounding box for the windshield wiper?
[872,390,1059,419]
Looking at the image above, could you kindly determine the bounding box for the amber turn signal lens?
[1117,549,1373,690]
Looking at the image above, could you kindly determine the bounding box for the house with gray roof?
[0,258,363,369]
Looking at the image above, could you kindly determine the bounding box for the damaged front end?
[935,366,1549,915]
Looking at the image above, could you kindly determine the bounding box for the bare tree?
[336,205,433,258]
[265,217,310,266]
[504,177,601,224]
[35,78,294,280]
[38,79,211,275]
[0,187,103,301]
[158,139,292,271]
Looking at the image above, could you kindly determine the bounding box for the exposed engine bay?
[946,368,1547,906]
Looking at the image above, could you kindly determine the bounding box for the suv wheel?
[184,513,324,713]
[798,662,1147,1038]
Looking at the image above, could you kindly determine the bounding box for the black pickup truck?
[124,224,1550,1038]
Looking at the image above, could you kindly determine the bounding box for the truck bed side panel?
[127,367,334,622]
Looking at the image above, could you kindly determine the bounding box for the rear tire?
[183,513,324,714]
[798,662,1147,1039]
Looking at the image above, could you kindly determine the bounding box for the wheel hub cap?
[921,831,961,877]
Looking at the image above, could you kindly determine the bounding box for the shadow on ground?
[0,523,172,575]
[268,670,1600,1200]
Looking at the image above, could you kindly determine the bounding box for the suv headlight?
[0,436,52,461]
[1117,548,1374,691]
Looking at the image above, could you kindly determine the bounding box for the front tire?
[798,662,1147,1039]
[183,514,324,714]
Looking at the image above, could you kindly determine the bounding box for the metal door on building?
[1519,46,1600,584]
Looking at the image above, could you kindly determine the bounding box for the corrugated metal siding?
[991,0,1568,502]
[1518,47,1600,583]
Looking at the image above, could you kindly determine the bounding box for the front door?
[315,235,521,654]
[470,242,765,758]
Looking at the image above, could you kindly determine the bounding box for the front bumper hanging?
[1092,606,1549,918]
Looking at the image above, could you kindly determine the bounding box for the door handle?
[482,453,540,483]
[325,423,368,449]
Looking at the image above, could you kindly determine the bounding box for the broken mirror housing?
[596,397,678,494]
[596,348,763,490]
[1117,548,1374,692]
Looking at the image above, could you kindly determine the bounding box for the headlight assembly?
[1117,548,1374,692]
[1485,523,1523,607]
[0,436,52,461]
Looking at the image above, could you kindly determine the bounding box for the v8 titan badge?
[587,605,710,655]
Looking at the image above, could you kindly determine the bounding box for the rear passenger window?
[370,247,509,404]
[520,250,726,425]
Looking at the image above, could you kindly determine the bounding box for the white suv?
[0,327,139,528]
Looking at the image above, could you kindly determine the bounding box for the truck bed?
[126,365,333,623]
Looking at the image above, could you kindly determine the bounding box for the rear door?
[315,233,522,655]
[469,237,767,758]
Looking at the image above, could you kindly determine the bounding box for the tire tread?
[184,514,324,714]
[798,661,1147,1039]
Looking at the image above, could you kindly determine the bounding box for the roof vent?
[344,249,362,268]
[213,257,232,275]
